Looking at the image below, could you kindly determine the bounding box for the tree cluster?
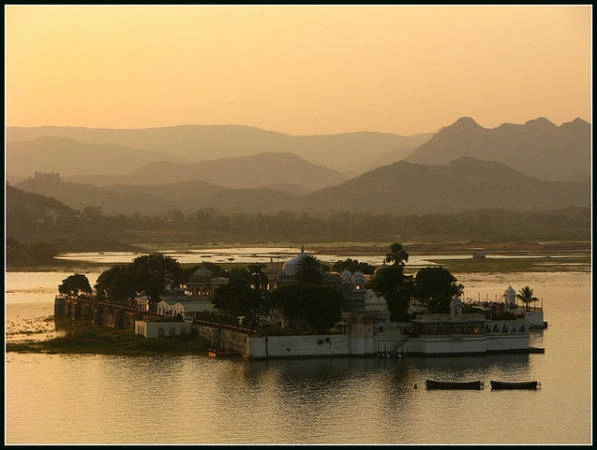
[331,258,375,275]
[94,252,183,311]
[269,283,345,334]
[8,177,590,253]
[6,237,58,267]
[58,273,92,297]
[370,243,464,319]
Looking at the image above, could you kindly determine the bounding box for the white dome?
[189,267,213,282]
[340,270,353,283]
[504,285,516,302]
[282,251,308,277]
[351,271,365,283]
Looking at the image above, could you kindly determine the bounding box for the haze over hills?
[6,182,77,217]
[405,116,591,182]
[6,136,181,179]
[14,157,589,216]
[6,125,433,176]
[63,152,348,190]
[15,174,178,215]
[14,174,299,215]
[300,157,590,215]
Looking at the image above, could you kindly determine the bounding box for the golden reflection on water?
[5,271,592,444]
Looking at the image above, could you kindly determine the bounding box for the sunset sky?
[5,5,592,136]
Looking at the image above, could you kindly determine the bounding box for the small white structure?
[156,299,216,319]
[157,299,185,317]
[135,320,194,338]
[503,285,516,310]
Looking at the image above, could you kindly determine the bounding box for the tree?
[332,258,375,275]
[59,274,92,297]
[516,286,539,311]
[296,254,323,284]
[414,266,463,313]
[131,253,182,312]
[212,268,270,327]
[369,265,414,322]
[385,242,409,267]
[181,262,226,283]
[82,205,103,218]
[270,283,344,333]
[95,264,137,305]
[248,264,269,290]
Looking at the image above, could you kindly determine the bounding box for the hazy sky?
[5,5,592,135]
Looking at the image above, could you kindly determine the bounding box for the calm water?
[5,269,592,444]
[54,247,561,266]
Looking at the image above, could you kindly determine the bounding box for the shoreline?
[6,254,591,274]
[6,323,211,356]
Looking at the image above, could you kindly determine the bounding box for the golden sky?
[5,5,592,135]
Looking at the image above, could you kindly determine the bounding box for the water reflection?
[53,249,551,266]
[5,271,592,444]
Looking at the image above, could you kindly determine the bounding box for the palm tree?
[385,242,409,267]
[516,286,539,311]
[296,254,323,284]
[248,264,269,290]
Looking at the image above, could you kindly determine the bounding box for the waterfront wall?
[134,321,195,338]
[248,334,354,359]
[55,295,160,328]
[193,322,250,356]
[134,320,251,356]
[400,320,529,355]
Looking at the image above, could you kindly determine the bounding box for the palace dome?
[351,271,365,283]
[340,270,353,283]
[189,267,213,282]
[504,285,516,302]
[282,252,308,277]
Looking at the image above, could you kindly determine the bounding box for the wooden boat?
[490,380,540,390]
[425,379,484,390]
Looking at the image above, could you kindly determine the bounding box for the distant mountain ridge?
[14,157,589,216]
[6,124,433,175]
[6,136,181,178]
[300,157,590,215]
[405,116,590,182]
[64,152,348,190]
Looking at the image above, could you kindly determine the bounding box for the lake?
[53,247,563,266]
[4,266,592,444]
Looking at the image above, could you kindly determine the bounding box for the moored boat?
[425,379,484,390]
[490,380,540,390]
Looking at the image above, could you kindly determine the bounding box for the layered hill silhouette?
[405,117,590,182]
[63,152,348,190]
[14,157,589,216]
[6,125,432,176]
[6,136,180,179]
[301,157,589,214]
[6,183,77,217]
[15,174,178,215]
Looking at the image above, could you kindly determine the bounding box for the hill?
[405,117,591,182]
[15,157,589,217]
[64,152,348,190]
[300,157,590,215]
[107,180,299,213]
[15,173,178,215]
[6,182,77,217]
[6,125,432,175]
[14,174,300,215]
[6,136,180,178]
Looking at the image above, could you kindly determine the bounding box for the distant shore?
[6,323,211,356]
[6,239,590,274]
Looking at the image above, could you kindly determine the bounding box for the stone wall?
[55,296,160,328]
[134,321,195,338]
